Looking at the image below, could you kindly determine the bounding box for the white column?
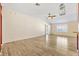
[45,24,50,48]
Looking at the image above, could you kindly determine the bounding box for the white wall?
[2,7,47,43]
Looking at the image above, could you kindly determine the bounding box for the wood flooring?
[0,35,78,56]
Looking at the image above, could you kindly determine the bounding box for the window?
[57,24,68,32]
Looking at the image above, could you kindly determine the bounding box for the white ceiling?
[2,3,78,24]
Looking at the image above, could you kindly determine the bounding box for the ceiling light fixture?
[59,3,66,16]
[35,3,40,6]
[48,12,56,20]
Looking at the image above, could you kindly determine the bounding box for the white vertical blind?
[57,24,68,32]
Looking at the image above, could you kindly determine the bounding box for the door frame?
[0,3,2,48]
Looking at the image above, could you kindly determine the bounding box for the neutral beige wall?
[2,7,47,43]
[51,21,78,37]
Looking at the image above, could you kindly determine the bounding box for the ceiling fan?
[48,13,56,19]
